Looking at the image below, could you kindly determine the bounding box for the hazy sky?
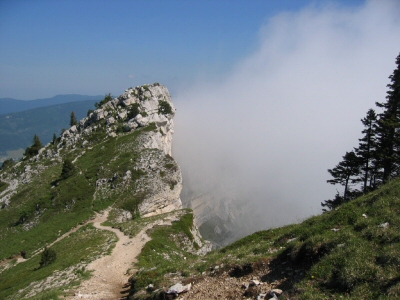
[2,1,400,233]
[172,0,400,230]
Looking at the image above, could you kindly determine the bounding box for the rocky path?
[67,209,181,300]
[65,209,148,299]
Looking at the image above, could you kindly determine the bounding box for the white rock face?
[57,83,176,157]
[134,147,183,217]
[24,83,182,219]
[134,114,149,127]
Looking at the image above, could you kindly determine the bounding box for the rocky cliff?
[1,83,182,218]
[0,83,211,299]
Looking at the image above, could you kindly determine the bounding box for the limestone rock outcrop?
[2,83,182,218]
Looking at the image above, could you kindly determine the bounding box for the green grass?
[0,224,116,300]
[0,180,9,193]
[0,124,161,260]
[129,179,400,300]
[132,211,197,291]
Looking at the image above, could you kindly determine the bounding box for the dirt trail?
[67,209,179,300]
[0,208,179,299]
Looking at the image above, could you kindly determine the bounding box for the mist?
[172,1,400,240]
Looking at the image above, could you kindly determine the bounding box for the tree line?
[322,52,400,211]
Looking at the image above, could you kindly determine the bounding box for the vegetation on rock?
[95,93,113,109]
[158,100,172,115]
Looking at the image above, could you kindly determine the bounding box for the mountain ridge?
[0,83,211,299]
[0,94,103,115]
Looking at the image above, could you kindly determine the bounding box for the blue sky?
[1,0,364,99]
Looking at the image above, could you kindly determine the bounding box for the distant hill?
[0,100,98,157]
[0,94,103,115]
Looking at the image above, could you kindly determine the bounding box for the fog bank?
[173,1,400,240]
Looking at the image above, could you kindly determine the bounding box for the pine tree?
[52,133,57,145]
[321,191,343,212]
[355,109,379,192]
[375,52,400,183]
[33,134,43,149]
[24,134,44,157]
[61,158,75,179]
[327,151,361,203]
[70,111,78,127]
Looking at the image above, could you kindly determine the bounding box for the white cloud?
[173,0,400,240]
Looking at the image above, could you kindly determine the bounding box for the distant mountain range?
[0,94,103,115]
[0,95,103,157]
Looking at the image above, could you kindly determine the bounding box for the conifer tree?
[327,151,361,202]
[375,52,400,183]
[61,158,75,179]
[321,191,343,212]
[70,111,78,127]
[52,133,57,145]
[24,134,44,157]
[33,134,43,149]
[355,109,379,192]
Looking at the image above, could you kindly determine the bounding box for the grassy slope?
[131,179,400,299]
[0,124,158,260]
[2,137,399,299]
[0,122,166,299]
[0,224,116,300]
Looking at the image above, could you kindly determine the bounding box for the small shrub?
[127,103,140,119]
[165,163,177,172]
[16,209,30,225]
[121,193,146,219]
[95,93,113,109]
[169,180,177,190]
[158,100,172,115]
[1,158,14,170]
[39,247,57,268]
